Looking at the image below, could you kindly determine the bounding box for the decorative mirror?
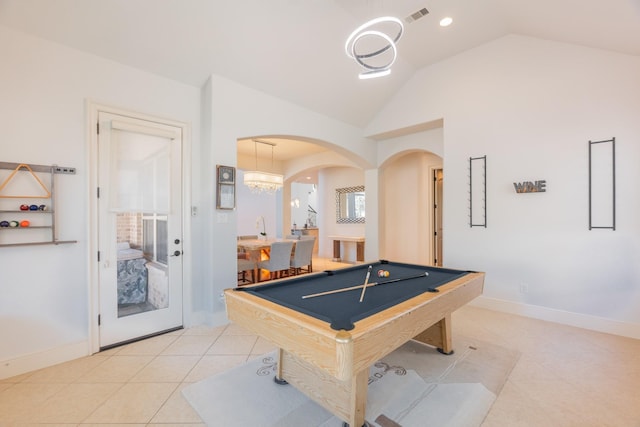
[336,186,365,223]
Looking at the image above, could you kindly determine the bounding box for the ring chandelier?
[345,16,404,79]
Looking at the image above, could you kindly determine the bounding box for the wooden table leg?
[274,348,288,384]
[277,349,368,427]
[332,239,341,262]
[346,369,368,427]
[412,314,453,355]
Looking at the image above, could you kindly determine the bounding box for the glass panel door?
[98,112,183,348]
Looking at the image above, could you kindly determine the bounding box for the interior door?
[97,112,183,348]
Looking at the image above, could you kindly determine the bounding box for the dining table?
[237,238,297,282]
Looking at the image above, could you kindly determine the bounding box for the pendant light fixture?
[345,16,404,79]
[243,139,284,194]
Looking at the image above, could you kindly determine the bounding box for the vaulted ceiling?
[2,0,640,131]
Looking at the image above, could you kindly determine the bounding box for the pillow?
[117,242,131,251]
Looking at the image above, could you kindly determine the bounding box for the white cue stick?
[358,265,373,302]
[301,272,430,299]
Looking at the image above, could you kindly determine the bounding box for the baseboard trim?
[470,296,640,340]
[0,340,89,380]
[188,310,228,328]
[3,311,230,380]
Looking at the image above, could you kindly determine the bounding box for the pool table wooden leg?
[346,368,368,427]
[276,349,368,427]
[412,314,454,355]
[273,348,288,384]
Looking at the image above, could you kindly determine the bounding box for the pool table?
[224,260,484,427]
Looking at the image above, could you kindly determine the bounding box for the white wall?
[236,169,279,238]
[0,25,201,378]
[290,182,315,230]
[367,35,640,337]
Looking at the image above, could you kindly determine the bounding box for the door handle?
[171,250,182,257]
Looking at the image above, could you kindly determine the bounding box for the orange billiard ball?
[20,220,30,227]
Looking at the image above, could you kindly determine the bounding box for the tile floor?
[2,261,639,426]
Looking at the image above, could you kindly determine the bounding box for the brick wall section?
[116,212,142,248]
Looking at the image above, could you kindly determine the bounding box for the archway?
[236,135,369,261]
[378,149,443,265]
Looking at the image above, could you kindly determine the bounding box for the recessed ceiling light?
[440,17,453,27]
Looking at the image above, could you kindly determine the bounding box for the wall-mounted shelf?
[0,240,77,248]
[0,161,77,247]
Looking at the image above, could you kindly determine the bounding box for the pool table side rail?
[224,289,348,376]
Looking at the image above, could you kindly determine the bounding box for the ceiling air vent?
[405,7,429,24]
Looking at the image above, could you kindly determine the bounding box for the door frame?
[87,101,192,354]
[430,167,443,266]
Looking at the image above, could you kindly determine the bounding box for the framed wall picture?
[216,165,236,210]
[217,183,235,210]
[217,165,235,184]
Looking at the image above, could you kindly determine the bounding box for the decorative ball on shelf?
[0,220,9,227]
[9,221,19,227]
[20,204,29,211]
[29,204,38,210]
[20,220,30,227]
[38,205,47,211]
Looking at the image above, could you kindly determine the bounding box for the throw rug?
[182,336,519,427]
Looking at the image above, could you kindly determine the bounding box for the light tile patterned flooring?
[2,259,639,426]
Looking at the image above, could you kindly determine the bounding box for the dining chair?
[257,240,295,281]
[290,236,315,275]
[238,258,256,285]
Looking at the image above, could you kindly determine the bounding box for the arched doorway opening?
[379,150,443,265]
